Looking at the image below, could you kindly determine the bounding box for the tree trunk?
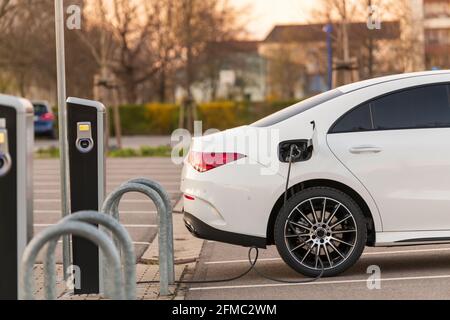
[367,0,374,78]
[125,77,138,104]
[112,87,122,149]
[159,66,166,102]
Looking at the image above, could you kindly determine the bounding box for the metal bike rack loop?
[44,211,136,300]
[118,178,174,283]
[101,180,174,296]
[20,221,124,300]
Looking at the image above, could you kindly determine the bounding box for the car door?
[327,84,450,232]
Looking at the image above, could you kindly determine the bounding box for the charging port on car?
[278,140,313,163]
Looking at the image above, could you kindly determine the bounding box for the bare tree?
[174,0,244,130]
[312,0,362,84]
[0,0,12,19]
[308,0,405,83]
[267,46,305,100]
[0,0,246,109]
[110,0,166,104]
[78,0,122,148]
[388,0,425,72]
[0,0,15,26]
[0,0,55,96]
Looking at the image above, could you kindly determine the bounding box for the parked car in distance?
[32,101,56,139]
[182,70,450,278]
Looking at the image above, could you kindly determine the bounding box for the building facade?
[191,0,449,102]
[423,0,450,69]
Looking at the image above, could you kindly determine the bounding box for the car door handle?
[349,146,382,154]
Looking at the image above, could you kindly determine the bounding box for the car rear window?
[251,89,343,127]
[330,103,373,133]
[33,104,49,115]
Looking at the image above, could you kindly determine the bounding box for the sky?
[230,0,316,39]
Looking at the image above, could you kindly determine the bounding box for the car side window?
[330,103,373,133]
[330,84,450,134]
[371,84,450,130]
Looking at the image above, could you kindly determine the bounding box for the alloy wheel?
[283,197,357,271]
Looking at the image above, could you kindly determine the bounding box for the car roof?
[32,100,51,107]
[337,70,450,94]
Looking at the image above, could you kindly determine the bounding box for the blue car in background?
[32,101,56,139]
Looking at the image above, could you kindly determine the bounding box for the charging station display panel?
[67,98,105,294]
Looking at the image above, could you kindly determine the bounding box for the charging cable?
[138,144,324,286]
[284,144,301,204]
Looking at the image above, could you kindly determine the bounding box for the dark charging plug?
[278,139,313,163]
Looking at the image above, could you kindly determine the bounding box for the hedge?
[109,99,303,136]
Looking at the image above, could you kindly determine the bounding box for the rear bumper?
[183,211,267,249]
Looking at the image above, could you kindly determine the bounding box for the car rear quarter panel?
[181,158,286,238]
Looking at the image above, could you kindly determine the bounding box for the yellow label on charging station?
[79,124,90,132]
[0,133,4,144]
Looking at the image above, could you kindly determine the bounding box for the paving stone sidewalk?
[32,211,204,300]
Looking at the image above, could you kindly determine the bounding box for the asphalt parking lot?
[34,156,450,300]
[33,157,182,262]
[186,241,450,300]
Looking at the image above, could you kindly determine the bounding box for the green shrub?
[111,103,179,135]
[198,101,249,131]
[108,147,140,158]
[139,145,172,157]
[34,145,173,158]
[145,103,179,134]
[108,146,172,158]
[109,99,303,135]
[35,146,60,159]
[114,104,150,135]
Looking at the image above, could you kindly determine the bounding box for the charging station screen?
[79,124,90,132]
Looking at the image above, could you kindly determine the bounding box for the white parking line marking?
[189,274,450,291]
[33,175,181,179]
[35,224,157,228]
[205,258,281,265]
[34,210,157,215]
[34,182,180,186]
[204,247,450,265]
[132,241,154,246]
[363,247,450,256]
[34,190,180,194]
[54,240,150,246]
[34,199,178,204]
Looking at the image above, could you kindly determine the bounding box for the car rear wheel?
[274,187,367,277]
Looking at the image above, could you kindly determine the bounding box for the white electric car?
[181,70,450,277]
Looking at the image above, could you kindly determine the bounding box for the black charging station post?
[67,97,106,295]
[0,95,34,300]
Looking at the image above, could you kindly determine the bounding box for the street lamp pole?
[54,0,71,280]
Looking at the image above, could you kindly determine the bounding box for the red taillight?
[188,152,246,173]
[40,112,54,121]
[184,194,195,201]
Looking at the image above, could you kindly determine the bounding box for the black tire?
[274,187,367,277]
